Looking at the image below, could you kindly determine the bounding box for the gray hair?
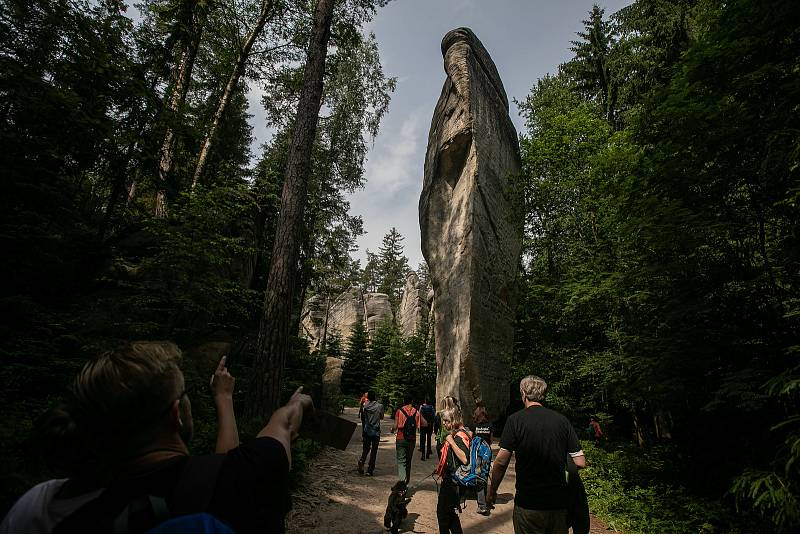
[520,375,548,402]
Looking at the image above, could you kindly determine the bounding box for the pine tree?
[563,5,619,127]
[360,250,380,292]
[340,321,372,395]
[376,227,409,308]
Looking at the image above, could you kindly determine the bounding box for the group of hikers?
[0,341,591,534]
[358,376,590,534]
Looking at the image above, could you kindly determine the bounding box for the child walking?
[435,399,471,533]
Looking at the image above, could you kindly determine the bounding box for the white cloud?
[347,109,427,268]
[362,113,421,196]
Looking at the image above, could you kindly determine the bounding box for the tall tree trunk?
[192,0,276,190]
[247,0,335,420]
[155,11,204,217]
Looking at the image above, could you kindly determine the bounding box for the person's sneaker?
[366,471,373,476]
[357,460,364,475]
[477,507,490,516]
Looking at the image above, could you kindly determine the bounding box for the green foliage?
[283,336,325,405]
[120,185,260,338]
[0,0,394,513]
[581,442,738,533]
[372,322,434,406]
[375,227,410,309]
[341,321,373,396]
[517,0,800,530]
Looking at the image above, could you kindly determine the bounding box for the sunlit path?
[288,408,614,533]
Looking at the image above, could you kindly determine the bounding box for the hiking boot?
[477,507,490,516]
[357,460,364,475]
[366,471,373,476]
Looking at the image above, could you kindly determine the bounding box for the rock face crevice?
[420,28,522,424]
[398,271,430,338]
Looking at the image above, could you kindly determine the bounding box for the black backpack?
[400,408,417,440]
[53,454,226,534]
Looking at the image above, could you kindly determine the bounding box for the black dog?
[383,481,411,533]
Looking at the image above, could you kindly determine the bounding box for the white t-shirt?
[0,479,102,534]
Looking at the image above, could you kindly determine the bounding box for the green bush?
[581,442,756,533]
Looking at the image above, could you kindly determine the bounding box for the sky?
[312,0,631,268]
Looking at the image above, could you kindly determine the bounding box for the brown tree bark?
[155,6,204,217]
[191,0,277,189]
[246,0,335,420]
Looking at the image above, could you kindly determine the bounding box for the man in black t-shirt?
[487,376,585,534]
[40,342,312,534]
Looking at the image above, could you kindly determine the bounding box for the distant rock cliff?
[299,284,406,350]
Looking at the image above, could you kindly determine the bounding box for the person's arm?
[390,410,398,433]
[210,356,239,453]
[486,448,512,506]
[257,386,314,469]
[446,432,469,464]
[567,420,586,468]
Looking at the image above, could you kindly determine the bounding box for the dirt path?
[288,408,613,533]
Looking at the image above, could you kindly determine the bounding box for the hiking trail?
[288,408,616,533]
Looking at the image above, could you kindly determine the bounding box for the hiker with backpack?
[434,396,460,459]
[6,342,314,534]
[390,394,426,484]
[471,402,493,515]
[418,397,436,461]
[358,391,384,476]
[0,351,246,534]
[434,402,471,533]
[487,376,585,534]
[588,416,603,446]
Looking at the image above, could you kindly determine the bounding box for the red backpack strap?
[398,408,408,425]
[435,442,450,477]
[455,429,472,448]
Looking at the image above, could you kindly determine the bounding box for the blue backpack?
[453,435,492,487]
[420,403,435,425]
[146,513,235,533]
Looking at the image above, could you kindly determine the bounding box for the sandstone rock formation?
[299,295,328,351]
[299,287,396,350]
[327,286,367,343]
[363,292,393,337]
[419,28,522,424]
[321,356,343,413]
[398,271,430,338]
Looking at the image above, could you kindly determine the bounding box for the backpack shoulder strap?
[435,442,450,477]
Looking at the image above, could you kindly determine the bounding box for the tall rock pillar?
[419,28,521,424]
